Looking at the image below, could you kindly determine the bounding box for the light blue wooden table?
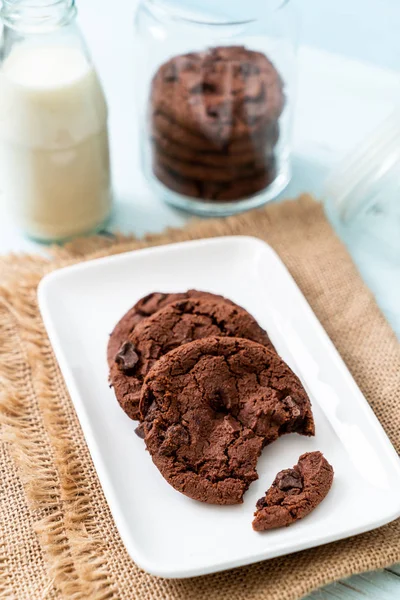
[0,1,399,597]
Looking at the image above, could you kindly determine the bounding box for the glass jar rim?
[143,0,290,26]
[0,0,76,30]
[1,0,73,9]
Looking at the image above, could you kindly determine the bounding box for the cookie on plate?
[107,289,229,368]
[252,452,334,531]
[140,337,315,505]
[110,298,274,421]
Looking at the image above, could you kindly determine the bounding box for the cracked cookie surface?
[110,298,274,421]
[140,337,315,505]
[107,289,230,369]
[252,451,334,531]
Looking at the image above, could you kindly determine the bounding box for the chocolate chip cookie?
[140,337,315,504]
[107,289,230,368]
[152,126,278,168]
[252,452,334,531]
[152,112,279,155]
[151,46,285,144]
[110,298,275,422]
[154,148,268,183]
[153,161,276,201]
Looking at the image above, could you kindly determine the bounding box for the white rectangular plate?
[38,236,400,579]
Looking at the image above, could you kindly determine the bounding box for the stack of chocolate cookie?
[149,46,285,202]
[108,290,321,510]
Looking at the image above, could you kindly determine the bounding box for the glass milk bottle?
[0,0,112,242]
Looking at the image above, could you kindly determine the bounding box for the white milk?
[0,45,112,241]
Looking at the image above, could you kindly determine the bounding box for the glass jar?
[0,0,112,242]
[133,0,297,216]
[325,108,400,260]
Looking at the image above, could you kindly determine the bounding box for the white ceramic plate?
[38,236,400,579]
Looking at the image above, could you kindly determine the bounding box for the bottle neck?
[0,0,76,33]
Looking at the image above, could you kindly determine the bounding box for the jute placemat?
[0,195,399,600]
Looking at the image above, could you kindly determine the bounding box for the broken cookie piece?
[252,451,333,531]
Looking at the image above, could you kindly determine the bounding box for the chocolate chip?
[206,106,219,119]
[141,389,156,418]
[209,388,230,413]
[115,341,139,372]
[135,423,145,439]
[224,415,241,433]
[276,469,303,491]
[256,496,267,510]
[160,424,190,455]
[174,300,190,312]
[177,425,190,445]
[282,395,301,418]
[136,292,167,316]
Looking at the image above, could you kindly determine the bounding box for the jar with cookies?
[134,0,297,215]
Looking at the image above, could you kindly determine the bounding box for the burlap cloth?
[0,195,399,600]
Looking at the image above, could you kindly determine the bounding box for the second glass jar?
[134,0,297,216]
